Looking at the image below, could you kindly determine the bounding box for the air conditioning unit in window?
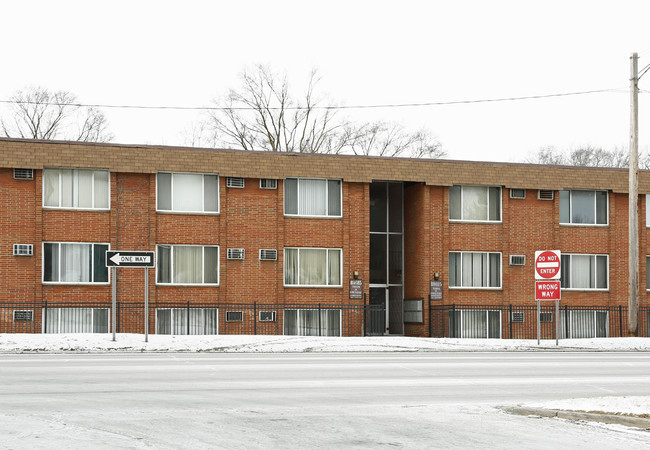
[509,255,526,266]
[226,311,243,322]
[13,168,34,179]
[13,244,33,256]
[259,311,276,322]
[538,190,554,200]
[510,312,525,323]
[227,248,245,260]
[509,189,525,199]
[539,312,553,323]
[259,179,277,189]
[259,249,277,261]
[227,177,245,188]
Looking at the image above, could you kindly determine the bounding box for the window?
[559,310,608,338]
[156,308,218,335]
[157,172,219,213]
[509,189,525,199]
[43,168,109,209]
[284,178,341,217]
[43,243,109,284]
[559,190,608,225]
[560,254,608,290]
[449,310,501,338]
[646,195,650,227]
[260,179,277,189]
[449,252,501,288]
[284,248,342,287]
[404,299,423,323]
[284,309,341,336]
[44,308,109,333]
[156,245,219,285]
[449,185,501,222]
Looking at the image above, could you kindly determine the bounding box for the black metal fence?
[0,301,385,337]
[430,304,650,339]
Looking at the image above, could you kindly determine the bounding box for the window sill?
[561,288,609,292]
[284,285,343,288]
[156,283,220,287]
[156,210,220,215]
[43,282,111,286]
[449,220,502,224]
[448,287,502,290]
[43,207,110,212]
[559,223,609,228]
[284,214,343,220]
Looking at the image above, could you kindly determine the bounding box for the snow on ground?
[526,396,650,417]
[2,333,650,354]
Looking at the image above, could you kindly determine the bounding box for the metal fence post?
[43,301,47,334]
[117,302,121,333]
[451,303,456,338]
[187,301,190,335]
[428,297,432,338]
[509,304,513,339]
[619,305,623,337]
[318,303,322,337]
[564,305,569,339]
[254,302,257,335]
[363,293,367,337]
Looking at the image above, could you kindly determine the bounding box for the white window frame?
[42,307,110,333]
[155,244,220,286]
[560,253,609,291]
[42,168,110,210]
[283,309,342,337]
[283,247,343,287]
[155,308,219,335]
[283,177,343,218]
[448,251,502,289]
[42,242,111,285]
[449,185,502,223]
[156,172,220,214]
[450,309,502,338]
[560,310,609,338]
[559,189,609,226]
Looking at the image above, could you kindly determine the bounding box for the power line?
[0,88,624,112]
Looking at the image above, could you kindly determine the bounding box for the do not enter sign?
[535,250,561,280]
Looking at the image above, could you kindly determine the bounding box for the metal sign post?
[106,250,155,342]
[535,250,561,346]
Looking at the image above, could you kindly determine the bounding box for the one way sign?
[105,251,156,268]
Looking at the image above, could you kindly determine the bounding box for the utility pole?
[629,52,639,337]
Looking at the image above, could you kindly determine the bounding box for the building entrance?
[369,182,403,335]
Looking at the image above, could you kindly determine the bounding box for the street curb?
[502,406,650,429]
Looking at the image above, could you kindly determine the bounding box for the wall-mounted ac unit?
[226,311,243,322]
[259,179,277,189]
[538,190,554,200]
[509,255,526,266]
[13,310,34,321]
[509,189,526,199]
[510,312,525,323]
[227,248,245,260]
[539,312,553,323]
[259,311,276,322]
[13,244,33,256]
[226,177,245,188]
[13,168,34,179]
[259,249,277,261]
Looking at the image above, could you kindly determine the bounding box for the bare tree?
[1,86,113,142]
[199,65,445,158]
[527,145,650,169]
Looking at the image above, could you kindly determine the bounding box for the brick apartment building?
[2,137,650,338]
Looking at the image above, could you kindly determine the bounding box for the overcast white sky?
[1,0,649,162]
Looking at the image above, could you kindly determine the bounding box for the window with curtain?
[43,168,110,209]
[283,309,341,336]
[156,245,219,285]
[284,248,342,286]
[284,178,341,217]
[559,310,608,338]
[157,172,219,213]
[560,254,608,290]
[449,185,501,222]
[559,190,608,225]
[43,243,109,283]
[44,308,109,333]
[449,252,501,288]
[448,310,501,338]
[156,308,219,335]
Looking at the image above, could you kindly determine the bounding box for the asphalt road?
[1,352,650,449]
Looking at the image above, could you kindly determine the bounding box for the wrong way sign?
[105,251,155,268]
[534,250,561,280]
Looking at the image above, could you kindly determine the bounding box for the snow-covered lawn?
[2,333,650,353]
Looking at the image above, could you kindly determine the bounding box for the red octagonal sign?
[535,250,561,280]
